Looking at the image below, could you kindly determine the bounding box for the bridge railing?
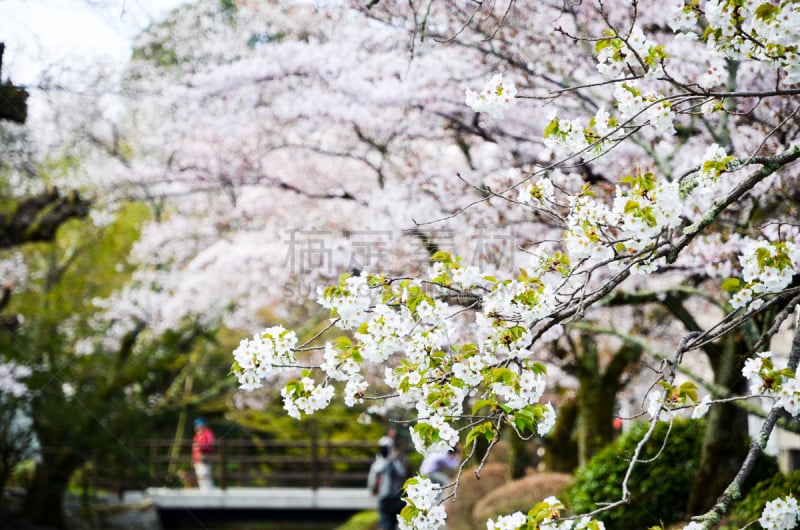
[145,438,378,490]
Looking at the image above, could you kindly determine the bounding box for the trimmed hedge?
[472,472,573,528]
[446,462,509,530]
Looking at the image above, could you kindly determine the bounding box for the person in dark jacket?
[367,444,406,530]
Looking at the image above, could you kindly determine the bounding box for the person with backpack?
[367,444,406,530]
[192,417,216,489]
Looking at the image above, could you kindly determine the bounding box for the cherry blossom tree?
[25,0,796,527]
[94,0,554,340]
[227,1,800,529]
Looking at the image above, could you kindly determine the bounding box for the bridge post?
[149,440,157,484]
[220,438,228,490]
[310,436,319,490]
[324,440,333,487]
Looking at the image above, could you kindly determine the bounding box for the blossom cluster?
[543,111,590,159]
[611,169,682,253]
[563,195,615,265]
[398,477,448,530]
[465,74,518,119]
[742,351,800,416]
[560,167,683,273]
[704,0,800,83]
[542,83,675,160]
[595,26,665,79]
[244,266,561,452]
[236,259,567,529]
[518,176,555,209]
[232,325,299,390]
[485,496,605,530]
[613,82,675,135]
[281,376,336,420]
[692,143,734,194]
[759,495,800,530]
[667,0,800,83]
[316,274,373,329]
[729,240,800,311]
[666,0,698,32]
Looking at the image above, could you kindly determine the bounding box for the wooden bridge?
[145,438,377,489]
[146,486,375,527]
[138,438,381,527]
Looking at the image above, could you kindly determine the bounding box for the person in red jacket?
[192,418,215,489]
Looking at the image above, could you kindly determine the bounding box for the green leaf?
[641,171,656,191]
[333,336,352,346]
[283,379,302,396]
[595,39,612,55]
[514,416,528,433]
[679,382,698,403]
[754,2,778,21]
[543,117,560,139]
[351,347,363,363]
[531,362,547,375]
[624,199,640,214]
[645,45,668,67]
[490,367,515,384]
[472,398,496,414]
[642,205,657,227]
[466,422,496,448]
[756,246,771,266]
[431,250,453,264]
[721,277,741,292]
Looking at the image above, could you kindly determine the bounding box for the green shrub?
[724,469,800,529]
[335,510,380,530]
[565,419,705,528]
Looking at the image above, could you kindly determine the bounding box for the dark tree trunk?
[22,449,82,529]
[576,373,616,467]
[687,335,748,513]
[543,399,579,472]
[575,333,641,466]
[507,431,530,479]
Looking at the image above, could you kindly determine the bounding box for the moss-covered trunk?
[687,335,748,513]
[507,431,530,479]
[576,372,616,467]
[543,399,578,472]
[574,333,639,467]
[22,447,82,529]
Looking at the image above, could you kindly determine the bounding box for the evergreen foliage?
[566,419,705,528]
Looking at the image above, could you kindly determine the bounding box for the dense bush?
[724,469,800,529]
[335,510,381,530]
[565,419,705,528]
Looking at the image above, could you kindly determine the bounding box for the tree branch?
[691,320,800,529]
[0,187,91,250]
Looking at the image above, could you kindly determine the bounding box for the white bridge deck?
[145,487,376,512]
